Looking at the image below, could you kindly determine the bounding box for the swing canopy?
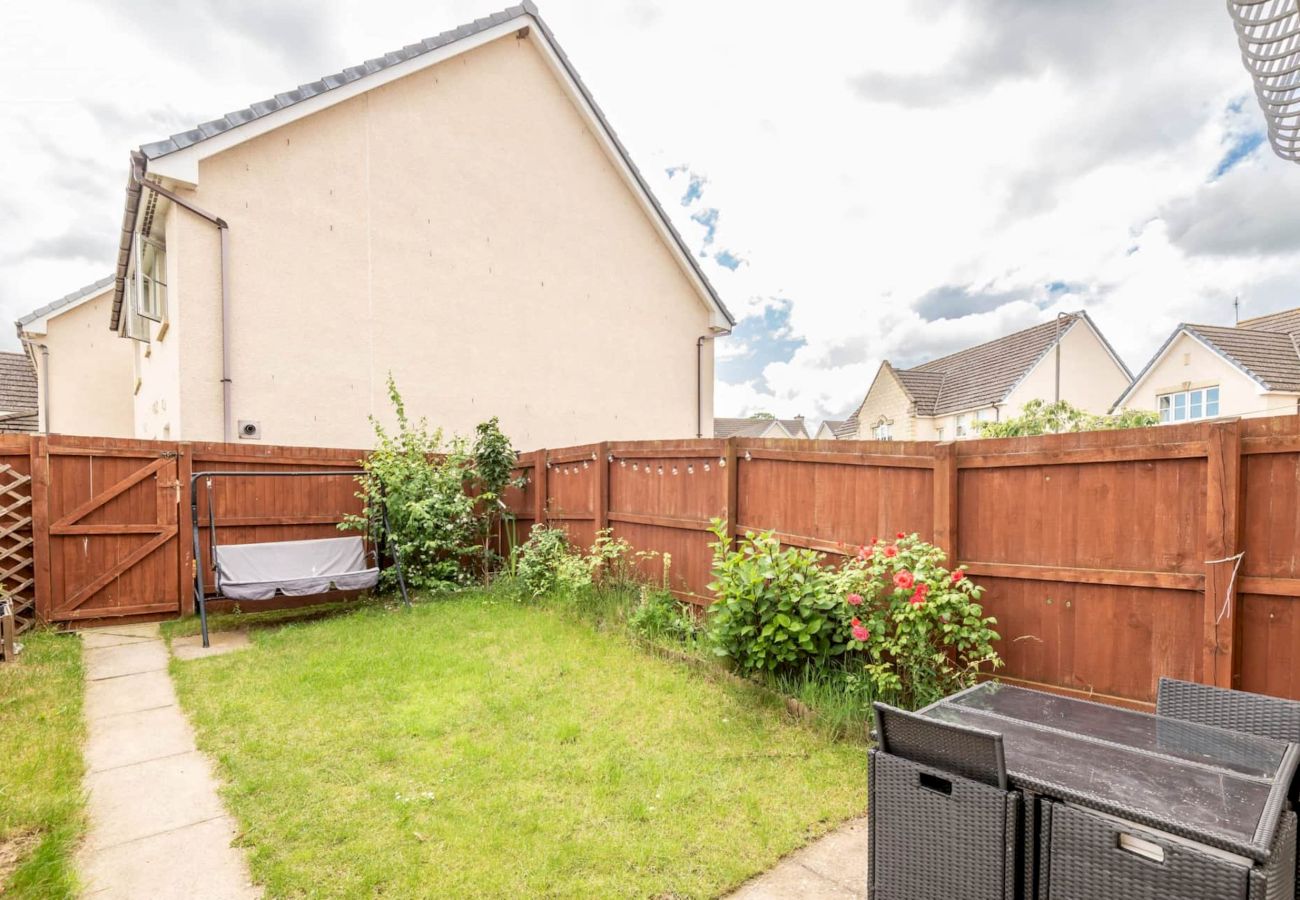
[214,535,378,600]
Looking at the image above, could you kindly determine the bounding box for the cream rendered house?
[14,276,134,436]
[99,2,733,448]
[842,312,1133,440]
[1114,308,1300,423]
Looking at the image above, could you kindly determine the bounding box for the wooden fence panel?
[1238,416,1300,699]
[188,442,366,604]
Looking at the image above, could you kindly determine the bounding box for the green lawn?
[171,595,867,898]
[0,632,85,898]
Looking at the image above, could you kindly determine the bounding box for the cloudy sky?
[2,0,1297,425]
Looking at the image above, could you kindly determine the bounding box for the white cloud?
[0,0,1295,426]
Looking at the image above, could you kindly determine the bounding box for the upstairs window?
[1158,386,1219,423]
[872,420,892,440]
[136,237,167,324]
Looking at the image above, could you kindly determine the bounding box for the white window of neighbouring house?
[1158,386,1220,423]
[955,415,968,437]
[872,419,892,440]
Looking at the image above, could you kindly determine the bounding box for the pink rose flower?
[893,570,915,591]
[846,592,863,606]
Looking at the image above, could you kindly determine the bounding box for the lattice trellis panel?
[0,464,35,634]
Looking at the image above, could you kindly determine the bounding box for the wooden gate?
[37,437,182,622]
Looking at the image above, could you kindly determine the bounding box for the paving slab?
[83,751,229,850]
[83,704,197,773]
[84,670,177,720]
[728,816,868,899]
[85,622,163,640]
[84,641,169,681]
[171,630,251,660]
[81,630,157,651]
[78,628,261,897]
[78,815,259,900]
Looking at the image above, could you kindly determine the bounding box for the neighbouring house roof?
[780,417,810,439]
[16,275,115,332]
[892,312,1127,417]
[713,417,790,438]
[111,1,734,332]
[832,419,858,438]
[816,419,846,438]
[0,352,38,433]
[1116,307,1300,407]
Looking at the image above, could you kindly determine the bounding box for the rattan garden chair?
[868,703,1020,900]
[1157,678,1300,744]
[1156,677,1300,900]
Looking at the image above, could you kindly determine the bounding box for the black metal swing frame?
[191,469,410,647]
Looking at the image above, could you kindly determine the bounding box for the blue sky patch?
[692,207,719,246]
[1213,130,1265,179]
[717,298,805,389]
[715,249,744,270]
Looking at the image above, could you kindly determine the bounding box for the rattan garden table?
[919,682,1300,899]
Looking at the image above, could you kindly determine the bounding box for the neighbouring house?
[814,419,845,440]
[0,352,39,434]
[1114,307,1300,423]
[842,311,1133,441]
[13,277,134,437]
[713,416,810,439]
[46,2,732,449]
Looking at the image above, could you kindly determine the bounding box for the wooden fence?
[9,419,1300,710]
[505,416,1300,708]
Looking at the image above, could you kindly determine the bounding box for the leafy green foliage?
[344,376,520,591]
[513,525,593,599]
[627,589,701,646]
[836,534,1002,709]
[975,399,1159,438]
[705,520,856,675]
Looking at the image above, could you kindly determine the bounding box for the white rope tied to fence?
[1206,551,1246,624]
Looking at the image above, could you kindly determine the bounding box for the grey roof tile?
[890,314,1090,416]
[714,417,787,438]
[1185,322,1300,392]
[0,352,37,418]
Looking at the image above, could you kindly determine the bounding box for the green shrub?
[345,376,520,591]
[704,520,856,675]
[627,588,701,646]
[835,533,1002,709]
[514,525,592,599]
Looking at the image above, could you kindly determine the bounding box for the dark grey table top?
[921,682,1299,860]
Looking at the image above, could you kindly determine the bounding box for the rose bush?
[705,521,1002,708]
[834,532,1001,709]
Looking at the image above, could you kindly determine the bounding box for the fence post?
[594,442,609,534]
[29,435,50,625]
[932,442,959,562]
[533,448,548,528]
[1204,419,1242,689]
[177,442,194,616]
[724,437,739,544]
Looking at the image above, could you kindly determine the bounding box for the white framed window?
[1158,386,1220,423]
[871,419,892,440]
[137,237,167,323]
[955,415,967,437]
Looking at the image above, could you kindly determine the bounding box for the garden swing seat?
[193,469,409,648]
[213,536,379,601]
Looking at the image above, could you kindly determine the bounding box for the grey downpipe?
[695,330,730,438]
[130,163,233,442]
[40,344,49,432]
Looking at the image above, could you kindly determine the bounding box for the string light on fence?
[703,462,710,472]
[687,464,694,475]
[608,454,614,463]
[671,466,678,476]
[632,463,639,471]
[657,466,664,476]
[718,457,726,467]
[744,450,752,461]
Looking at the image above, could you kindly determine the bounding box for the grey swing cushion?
[214,536,379,600]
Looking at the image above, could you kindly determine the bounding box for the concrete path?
[76,623,259,899]
[728,816,868,899]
